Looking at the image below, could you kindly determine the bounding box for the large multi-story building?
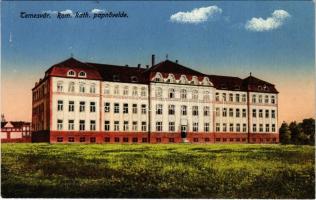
[32,56,279,144]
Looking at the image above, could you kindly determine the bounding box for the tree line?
[279,118,315,145]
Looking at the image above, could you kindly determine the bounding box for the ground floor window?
[142,138,148,143]
[115,137,120,143]
[104,137,110,142]
[90,137,96,143]
[123,137,129,143]
[193,138,198,142]
[272,138,276,142]
[205,138,210,142]
[223,138,227,142]
[156,138,161,143]
[68,137,74,142]
[57,137,63,142]
[132,138,138,143]
[80,137,85,142]
[216,138,220,142]
[242,138,246,142]
[169,138,175,143]
[252,138,256,142]
[230,138,233,142]
[236,138,240,142]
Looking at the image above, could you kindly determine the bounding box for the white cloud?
[245,10,290,32]
[91,9,106,14]
[60,9,74,16]
[170,5,222,24]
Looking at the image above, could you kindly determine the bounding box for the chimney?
[175,60,178,64]
[146,65,149,69]
[151,54,155,67]
[137,64,141,70]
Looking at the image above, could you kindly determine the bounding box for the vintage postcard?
[1,1,315,198]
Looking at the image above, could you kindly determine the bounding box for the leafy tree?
[279,122,291,144]
[289,122,302,144]
[301,118,315,145]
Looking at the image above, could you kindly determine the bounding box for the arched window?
[57,81,63,92]
[141,87,146,97]
[114,85,119,95]
[179,75,188,84]
[67,70,76,77]
[68,82,75,92]
[203,91,210,101]
[156,87,162,98]
[202,77,211,86]
[166,74,176,83]
[78,71,86,78]
[192,90,198,100]
[180,89,187,99]
[169,88,175,99]
[191,76,199,85]
[79,83,85,93]
[153,73,163,82]
[271,95,275,104]
[132,87,138,96]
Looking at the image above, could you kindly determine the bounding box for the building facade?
[32,57,279,144]
[1,121,32,143]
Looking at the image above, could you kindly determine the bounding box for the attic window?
[113,75,120,81]
[234,85,240,90]
[131,76,138,82]
[78,71,86,78]
[67,70,76,77]
[263,85,269,91]
[221,84,227,89]
[258,86,262,90]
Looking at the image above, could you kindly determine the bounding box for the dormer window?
[263,85,269,91]
[113,75,120,81]
[202,77,211,86]
[180,75,188,84]
[258,86,262,90]
[153,72,163,82]
[131,76,138,82]
[234,85,240,90]
[67,70,76,77]
[221,84,227,89]
[191,76,199,85]
[166,74,176,83]
[78,71,86,78]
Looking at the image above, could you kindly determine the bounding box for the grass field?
[1,143,315,198]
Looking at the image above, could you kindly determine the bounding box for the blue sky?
[1,1,315,122]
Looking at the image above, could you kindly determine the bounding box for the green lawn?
[1,143,315,198]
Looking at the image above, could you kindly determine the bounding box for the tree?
[279,122,291,144]
[301,118,315,145]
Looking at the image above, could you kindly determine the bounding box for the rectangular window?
[90,120,96,131]
[229,93,233,102]
[79,84,85,93]
[132,138,138,143]
[104,121,110,131]
[142,138,148,143]
[265,95,269,103]
[243,124,247,132]
[242,94,246,102]
[193,138,199,142]
[132,121,138,131]
[156,104,163,115]
[168,105,175,115]
[90,137,96,143]
[79,120,85,131]
[259,124,263,132]
[156,138,161,143]
[68,137,75,142]
[216,123,220,132]
[123,103,128,114]
[68,120,74,130]
[90,85,96,94]
[181,105,187,115]
[252,109,256,118]
[223,108,227,117]
[123,121,129,131]
[57,82,63,92]
[114,121,119,131]
[205,138,210,142]
[236,94,240,102]
[271,110,276,118]
[141,104,146,114]
[114,103,120,113]
[79,101,85,112]
[115,137,120,143]
[242,109,246,117]
[90,102,96,112]
[229,123,234,132]
[57,100,63,111]
[57,137,63,142]
[169,122,175,132]
[258,95,262,103]
[266,124,270,132]
[252,95,256,103]
[169,138,175,143]
[204,123,210,132]
[271,96,276,104]
[57,119,63,130]
[104,102,110,112]
[215,93,219,101]
[236,124,240,132]
[192,106,199,116]
[223,123,227,132]
[222,93,227,102]
[132,104,137,114]
[156,121,162,132]
[253,124,257,132]
[141,121,147,132]
[236,109,240,117]
[229,108,234,117]
[204,106,210,116]
[265,110,269,118]
[104,137,110,142]
[216,107,220,117]
[68,101,74,112]
[80,137,86,142]
[272,124,276,132]
[259,109,263,118]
